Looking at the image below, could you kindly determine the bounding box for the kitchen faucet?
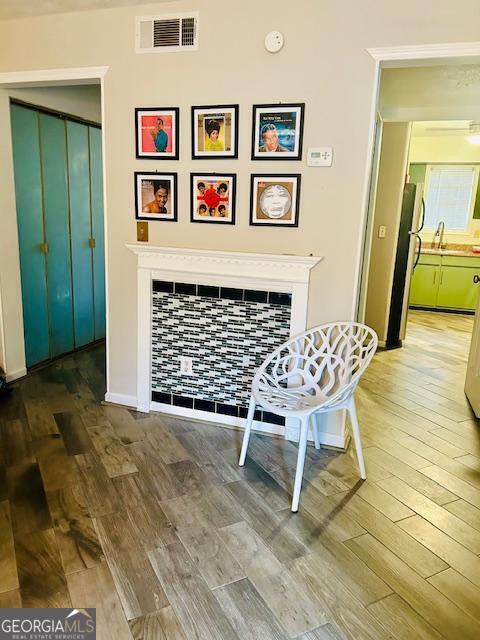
[432,221,446,249]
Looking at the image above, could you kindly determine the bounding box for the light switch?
[307,147,333,167]
[378,225,387,239]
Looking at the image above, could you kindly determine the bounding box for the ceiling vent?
[136,12,199,53]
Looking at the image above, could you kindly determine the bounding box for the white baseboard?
[6,367,27,382]
[104,392,137,408]
[150,401,285,437]
[150,401,347,448]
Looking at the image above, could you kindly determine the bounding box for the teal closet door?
[67,120,94,348]
[89,126,106,340]
[39,113,74,357]
[10,105,50,367]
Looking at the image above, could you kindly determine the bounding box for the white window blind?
[424,165,477,232]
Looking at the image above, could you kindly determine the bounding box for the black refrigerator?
[386,182,424,349]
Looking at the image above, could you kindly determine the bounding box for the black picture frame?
[251,103,305,160]
[249,174,301,227]
[191,104,239,159]
[134,171,178,222]
[190,173,237,224]
[135,107,180,160]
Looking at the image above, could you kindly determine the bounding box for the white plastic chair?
[239,322,378,512]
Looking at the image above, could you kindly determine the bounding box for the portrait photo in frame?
[191,173,236,224]
[250,174,301,227]
[191,105,239,159]
[135,172,178,222]
[135,107,180,160]
[251,103,305,160]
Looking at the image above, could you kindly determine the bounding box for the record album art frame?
[191,173,236,224]
[250,174,301,227]
[191,105,239,159]
[251,103,304,160]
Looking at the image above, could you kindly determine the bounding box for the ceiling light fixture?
[467,134,480,145]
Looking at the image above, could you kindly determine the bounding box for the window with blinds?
[424,165,478,232]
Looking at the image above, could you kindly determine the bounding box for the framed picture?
[191,173,236,224]
[250,174,301,227]
[251,103,305,160]
[135,107,179,159]
[191,105,239,159]
[134,172,178,222]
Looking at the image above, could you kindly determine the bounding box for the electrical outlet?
[378,225,387,239]
[179,356,193,376]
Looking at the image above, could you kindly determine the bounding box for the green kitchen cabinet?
[409,264,440,307]
[436,266,480,310]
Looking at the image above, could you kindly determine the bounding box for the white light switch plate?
[307,147,333,167]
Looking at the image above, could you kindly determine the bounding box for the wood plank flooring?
[1,310,480,638]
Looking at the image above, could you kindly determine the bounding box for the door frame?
[0,65,110,391]
[354,42,480,322]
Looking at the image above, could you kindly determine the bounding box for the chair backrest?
[253,321,378,409]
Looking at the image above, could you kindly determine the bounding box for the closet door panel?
[89,126,106,340]
[67,120,94,348]
[10,105,49,367]
[39,113,74,357]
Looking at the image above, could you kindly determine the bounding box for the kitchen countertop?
[421,247,480,258]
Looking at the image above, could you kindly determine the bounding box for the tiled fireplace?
[151,280,292,425]
[126,245,346,444]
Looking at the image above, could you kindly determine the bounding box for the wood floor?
[1,310,480,639]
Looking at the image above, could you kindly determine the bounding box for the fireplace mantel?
[126,244,321,285]
[125,244,345,449]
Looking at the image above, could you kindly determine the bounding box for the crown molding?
[367,41,480,62]
[0,66,109,88]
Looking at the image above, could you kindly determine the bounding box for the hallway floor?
[1,311,480,639]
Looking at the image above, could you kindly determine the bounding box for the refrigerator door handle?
[416,198,426,233]
[412,234,422,270]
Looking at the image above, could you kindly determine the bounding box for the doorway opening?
[0,66,109,393]
[359,57,480,416]
[10,93,105,369]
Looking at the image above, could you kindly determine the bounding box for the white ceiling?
[0,0,172,20]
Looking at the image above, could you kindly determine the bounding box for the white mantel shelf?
[126,244,322,285]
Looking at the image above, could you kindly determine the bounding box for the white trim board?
[354,41,480,322]
[0,66,108,87]
[104,392,137,408]
[5,367,27,383]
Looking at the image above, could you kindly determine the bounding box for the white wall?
[0,0,480,395]
[0,84,101,378]
[365,122,411,343]
[8,84,101,122]
[410,134,480,163]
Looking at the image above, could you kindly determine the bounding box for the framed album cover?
[251,103,305,160]
[135,172,178,222]
[135,107,179,159]
[191,173,236,224]
[191,105,239,159]
[250,174,301,227]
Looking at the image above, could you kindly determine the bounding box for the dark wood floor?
[1,311,480,639]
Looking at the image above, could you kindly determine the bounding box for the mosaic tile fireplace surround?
[125,245,349,445]
[151,280,291,425]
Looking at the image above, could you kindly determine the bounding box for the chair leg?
[312,413,321,450]
[348,397,367,480]
[239,395,256,466]
[292,416,310,512]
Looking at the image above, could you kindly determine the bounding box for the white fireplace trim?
[125,244,341,445]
